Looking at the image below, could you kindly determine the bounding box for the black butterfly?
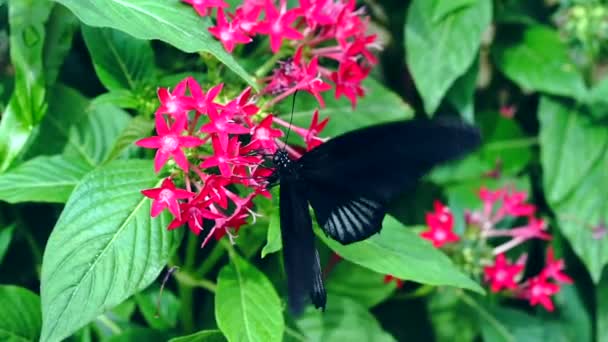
[266,118,481,315]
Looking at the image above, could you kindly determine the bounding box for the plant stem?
[392,284,435,300]
[178,232,199,333]
[284,326,307,341]
[255,51,286,78]
[174,271,217,293]
[195,242,226,277]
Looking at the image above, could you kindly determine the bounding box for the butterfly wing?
[279,179,326,314]
[299,119,481,244]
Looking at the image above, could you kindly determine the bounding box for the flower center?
[161,135,179,152]
[434,229,447,241]
[159,189,173,203]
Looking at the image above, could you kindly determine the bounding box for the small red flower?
[501,189,536,217]
[168,200,222,235]
[208,8,252,53]
[508,217,551,240]
[141,178,195,220]
[384,275,404,289]
[201,136,256,178]
[255,0,302,53]
[331,61,369,109]
[420,201,459,248]
[188,79,224,117]
[520,275,560,312]
[155,79,193,119]
[182,0,228,17]
[541,247,573,284]
[242,115,283,154]
[136,114,204,172]
[483,254,524,292]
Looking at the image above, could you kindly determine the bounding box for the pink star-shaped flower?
[182,0,228,17]
[209,8,252,52]
[331,61,369,109]
[141,178,195,220]
[242,115,283,154]
[136,114,204,172]
[256,0,302,53]
[521,275,560,311]
[188,78,224,117]
[155,79,193,119]
[420,201,459,248]
[541,247,573,284]
[483,254,524,292]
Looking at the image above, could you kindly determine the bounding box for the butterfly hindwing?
[306,181,385,244]
[279,179,324,314]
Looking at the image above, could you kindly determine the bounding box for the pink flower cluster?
[136,77,329,247]
[182,0,380,108]
[415,186,571,311]
[484,248,572,312]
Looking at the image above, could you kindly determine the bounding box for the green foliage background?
[0,0,607,341]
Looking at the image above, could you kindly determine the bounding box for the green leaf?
[25,85,90,158]
[53,0,256,89]
[103,115,154,164]
[405,0,492,114]
[0,224,15,264]
[0,155,93,203]
[134,286,180,330]
[261,190,281,258]
[63,102,131,166]
[169,330,227,342]
[82,25,156,91]
[598,272,608,342]
[260,210,281,258]
[278,78,413,138]
[0,285,42,342]
[446,56,479,123]
[587,76,608,119]
[105,328,169,342]
[326,260,395,308]
[92,90,139,110]
[317,216,484,293]
[26,85,131,166]
[493,25,587,99]
[0,0,53,172]
[215,254,284,342]
[539,96,608,281]
[43,4,79,86]
[296,296,395,341]
[40,159,182,342]
[427,290,479,342]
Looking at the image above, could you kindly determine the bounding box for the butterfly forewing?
[298,119,481,244]
[279,179,325,314]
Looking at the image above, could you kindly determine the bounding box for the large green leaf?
[326,260,396,308]
[103,115,154,164]
[82,26,156,91]
[26,85,131,166]
[277,78,413,138]
[169,330,227,342]
[427,290,479,342]
[446,56,479,123]
[587,76,608,119]
[52,0,256,88]
[63,102,131,165]
[215,254,284,342]
[0,224,15,265]
[539,96,608,281]
[0,155,92,203]
[40,160,182,342]
[296,296,395,341]
[43,4,79,86]
[0,286,42,342]
[598,272,608,342]
[493,25,587,100]
[405,0,492,114]
[317,216,484,293]
[0,0,53,172]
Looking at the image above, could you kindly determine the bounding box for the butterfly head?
[273,149,292,172]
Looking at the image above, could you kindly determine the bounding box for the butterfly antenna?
[283,90,298,147]
[155,266,179,318]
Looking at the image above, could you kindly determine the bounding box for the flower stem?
[255,51,286,79]
[195,242,226,277]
